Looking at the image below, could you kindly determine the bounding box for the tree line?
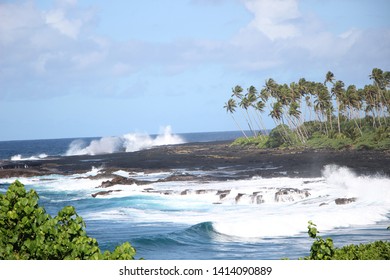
[224,68,389,147]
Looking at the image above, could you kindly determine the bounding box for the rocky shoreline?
[1,141,388,205]
[1,140,389,180]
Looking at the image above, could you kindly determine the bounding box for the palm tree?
[288,101,306,143]
[314,83,332,136]
[253,100,268,137]
[370,68,385,89]
[239,96,256,136]
[269,101,292,144]
[224,98,248,139]
[269,102,283,122]
[324,71,336,131]
[331,80,345,134]
[247,86,261,136]
[369,68,389,125]
[324,71,335,86]
[231,85,244,99]
[345,85,363,136]
[363,84,380,127]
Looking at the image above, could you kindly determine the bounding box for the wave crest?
[66,126,184,156]
[10,153,48,161]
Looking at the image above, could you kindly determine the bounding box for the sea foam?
[2,164,388,241]
[65,126,184,156]
[10,153,48,161]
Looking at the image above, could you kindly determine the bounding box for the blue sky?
[0,0,389,141]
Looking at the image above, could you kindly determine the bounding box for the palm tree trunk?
[231,115,248,139]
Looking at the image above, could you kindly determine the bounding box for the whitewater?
[65,126,185,156]
[2,126,242,161]
[1,164,389,259]
[1,128,389,259]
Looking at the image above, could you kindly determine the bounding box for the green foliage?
[306,133,353,150]
[332,241,390,260]
[232,118,389,150]
[302,221,390,260]
[226,68,389,150]
[231,135,268,148]
[0,180,138,260]
[304,221,335,260]
[266,124,292,148]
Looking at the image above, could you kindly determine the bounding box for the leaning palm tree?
[246,86,260,136]
[314,83,333,136]
[363,84,380,127]
[224,98,248,139]
[324,71,335,86]
[331,80,345,134]
[231,85,244,99]
[288,101,306,144]
[239,96,256,136]
[253,100,268,138]
[345,85,363,136]
[269,101,291,142]
[369,68,389,125]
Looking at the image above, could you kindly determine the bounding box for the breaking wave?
[10,153,48,161]
[65,126,185,156]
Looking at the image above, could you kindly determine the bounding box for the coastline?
[1,141,390,260]
[1,140,389,179]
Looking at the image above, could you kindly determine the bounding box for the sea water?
[0,129,389,260]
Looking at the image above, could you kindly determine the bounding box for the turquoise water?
[1,131,389,259]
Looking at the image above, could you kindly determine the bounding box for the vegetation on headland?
[0,180,138,260]
[1,181,389,260]
[225,68,390,150]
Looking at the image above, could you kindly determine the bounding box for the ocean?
[0,129,389,260]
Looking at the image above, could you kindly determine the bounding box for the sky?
[0,0,389,141]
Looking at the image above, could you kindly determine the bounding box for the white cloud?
[45,9,82,39]
[0,0,389,102]
[242,0,301,40]
[0,2,41,45]
[230,0,389,82]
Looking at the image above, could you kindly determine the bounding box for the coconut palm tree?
[239,96,256,136]
[247,86,261,136]
[288,101,306,143]
[363,84,380,127]
[331,80,345,134]
[369,68,389,124]
[324,71,335,86]
[345,85,363,136]
[224,98,248,139]
[253,100,268,137]
[314,83,332,136]
[231,85,244,99]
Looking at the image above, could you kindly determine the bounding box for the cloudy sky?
[1,0,389,141]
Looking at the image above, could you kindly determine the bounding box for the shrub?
[231,135,268,148]
[0,180,138,260]
[302,221,390,260]
[266,124,292,148]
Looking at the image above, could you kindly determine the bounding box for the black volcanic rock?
[1,142,389,181]
[335,197,357,205]
[98,176,151,188]
[274,188,310,202]
[91,190,121,197]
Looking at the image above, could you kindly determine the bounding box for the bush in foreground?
[0,180,137,260]
[302,221,390,260]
